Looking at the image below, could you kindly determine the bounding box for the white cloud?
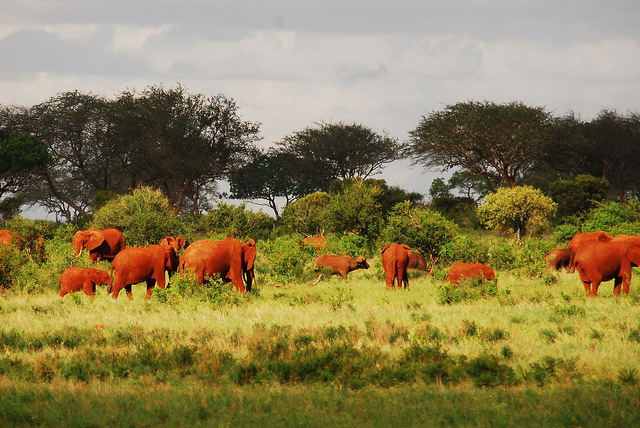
[109,24,174,53]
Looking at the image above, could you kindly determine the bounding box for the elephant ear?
[401,244,412,252]
[175,237,186,250]
[381,245,390,254]
[160,237,181,251]
[626,244,640,266]
[243,239,257,271]
[85,230,105,251]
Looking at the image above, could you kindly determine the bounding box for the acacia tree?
[407,101,555,190]
[0,85,260,218]
[228,148,316,218]
[277,121,402,192]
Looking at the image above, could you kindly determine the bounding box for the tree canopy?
[407,101,555,190]
[0,85,260,219]
[276,121,402,192]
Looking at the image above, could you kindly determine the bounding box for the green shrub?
[381,201,458,261]
[92,186,189,246]
[436,277,499,305]
[323,180,384,241]
[476,186,557,238]
[259,235,315,283]
[582,201,640,233]
[326,234,370,257]
[439,235,490,264]
[200,201,275,241]
[466,353,517,387]
[280,192,331,236]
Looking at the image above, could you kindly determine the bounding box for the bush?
[436,277,499,305]
[259,235,316,283]
[323,180,384,241]
[381,201,458,262]
[200,201,275,241]
[582,200,640,235]
[476,186,557,238]
[280,192,331,236]
[439,235,490,265]
[91,186,189,246]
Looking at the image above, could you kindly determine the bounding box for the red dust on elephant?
[444,262,496,285]
[180,238,257,292]
[59,267,111,297]
[381,243,411,289]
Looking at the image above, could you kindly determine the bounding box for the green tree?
[0,132,51,219]
[228,148,316,218]
[280,192,331,236]
[575,110,640,201]
[476,186,557,238]
[547,174,609,219]
[0,85,260,218]
[381,201,459,264]
[407,101,555,190]
[277,121,402,192]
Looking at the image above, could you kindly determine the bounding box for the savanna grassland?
[2,257,640,427]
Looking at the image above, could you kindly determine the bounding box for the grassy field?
[2,264,640,426]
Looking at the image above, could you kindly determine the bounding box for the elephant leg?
[82,280,94,297]
[589,280,602,297]
[145,279,156,300]
[613,277,624,296]
[125,284,133,300]
[582,280,591,295]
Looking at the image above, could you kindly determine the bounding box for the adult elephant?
[73,228,126,263]
[59,267,111,297]
[179,238,257,292]
[444,262,496,285]
[544,248,575,273]
[109,236,185,300]
[568,231,613,254]
[573,237,640,296]
[381,243,411,289]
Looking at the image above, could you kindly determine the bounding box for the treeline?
[1,85,639,223]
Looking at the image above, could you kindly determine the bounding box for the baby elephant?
[310,254,370,285]
[59,267,111,297]
[444,262,496,285]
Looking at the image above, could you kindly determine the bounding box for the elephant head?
[160,236,186,274]
[242,238,257,291]
[73,229,105,257]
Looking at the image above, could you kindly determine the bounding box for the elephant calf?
[444,262,496,285]
[59,267,111,297]
[311,254,369,285]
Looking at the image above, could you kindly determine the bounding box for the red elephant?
[545,248,575,273]
[301,236,327,251]
[59,267,111,297]
[407,251,429,271]
[444,262,496,285]
[573,237,640,296]
[311,254,369,285]
[109,236,185,300]
[568,231,613,254]
[73,228,126,263]
[381,243,411,289]
[179,238,257,292]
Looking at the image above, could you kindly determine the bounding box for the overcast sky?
[2,0,640,212]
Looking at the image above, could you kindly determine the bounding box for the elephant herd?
[55,228,635,300]
[59,228,256,300]
[545,231,640,297]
